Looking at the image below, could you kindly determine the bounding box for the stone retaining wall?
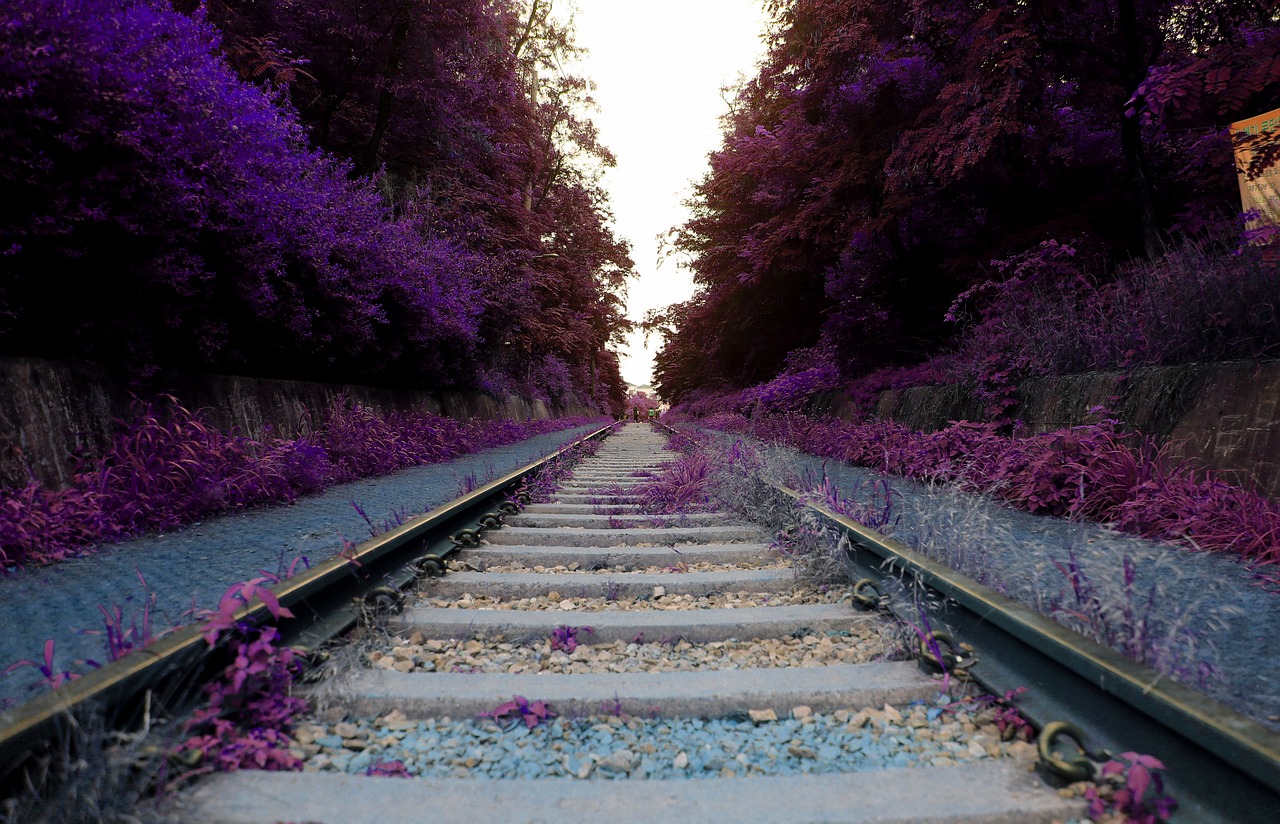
[812,360,1280,498]
[0,357,598,488]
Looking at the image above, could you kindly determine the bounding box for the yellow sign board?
[1230,107,1280,241]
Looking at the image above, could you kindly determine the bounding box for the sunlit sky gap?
[569,1,770,387]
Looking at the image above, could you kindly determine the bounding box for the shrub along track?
[182,423,1082,823]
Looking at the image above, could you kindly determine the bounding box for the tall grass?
[0,396,603,571]
[683,425,1237,687]
[682,412,1280,576]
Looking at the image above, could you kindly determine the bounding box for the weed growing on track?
[95,572,160,664]
[892,482,1015,595]
[1085,751,1177,823]
[2,573,318,821]
[175,625,307,774]
[859,476,1231,685]
[549,626,593,653]
[884,479,1235,685]
[1,420,610,814]
[1045,550,1230,688]
[0,709,173,824]
[1,639,83,694]
[635,451,716,513]
[351,502,414,538]
[943,687,1034,741]
[513,435,605,505]
[480,696,556,730]
[454,472,481,496]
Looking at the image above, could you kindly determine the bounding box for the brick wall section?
[813,360,1280,498]
[0,358,598,488]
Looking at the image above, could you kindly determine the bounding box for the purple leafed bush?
[0,0,484,383]
[1085,751,1177,823]
[667,232,1278,427]
[0,396,602,572]
[549,625,594,653]
[171,575,305,777]
[177,625,307,773]
[942,237,1280,401]
[686,412,1280,574]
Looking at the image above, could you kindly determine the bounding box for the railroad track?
[4,422,1278,822]
[181,424,1081,823]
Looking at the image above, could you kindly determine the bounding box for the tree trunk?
[357,19,410,178]
[1119,113,1161,257]
[1115,0,1162,258]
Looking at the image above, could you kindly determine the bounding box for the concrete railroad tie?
[184,423,1082,823]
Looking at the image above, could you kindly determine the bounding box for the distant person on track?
[632,406,640,422]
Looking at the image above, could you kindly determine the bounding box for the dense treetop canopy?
[650,0,1280,406]
[1,0,634,412]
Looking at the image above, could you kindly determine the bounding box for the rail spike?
[917,630,978,680]
[450,528,481,548]
[357,586,406,619]
[413,556,446,579]
[1036,721,1112,784]
[850,578,886,611]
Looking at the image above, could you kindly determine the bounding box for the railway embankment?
[813,360,1280,498]
[0,357,597,489]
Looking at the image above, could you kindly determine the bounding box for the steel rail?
[773,484,1280,823]
[0,422,617,776]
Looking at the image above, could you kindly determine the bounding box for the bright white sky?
[567,1,769,387]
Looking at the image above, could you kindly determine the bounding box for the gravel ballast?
[292,702,1033,780]
[748,438,1280,730]
[0,424,602,706]
[361,626,901,676]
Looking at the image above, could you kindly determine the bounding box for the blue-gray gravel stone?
[730,436,1280,730]
[0,424,601,706]
[303,704,1015,781]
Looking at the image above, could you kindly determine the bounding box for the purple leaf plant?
[549,625,594,653]
[1085,751,1177,823]
[0,396,602,573]
[481,695,556,730]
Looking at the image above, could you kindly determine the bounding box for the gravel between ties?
[295,702,1036,781]
[364,621,901,675]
